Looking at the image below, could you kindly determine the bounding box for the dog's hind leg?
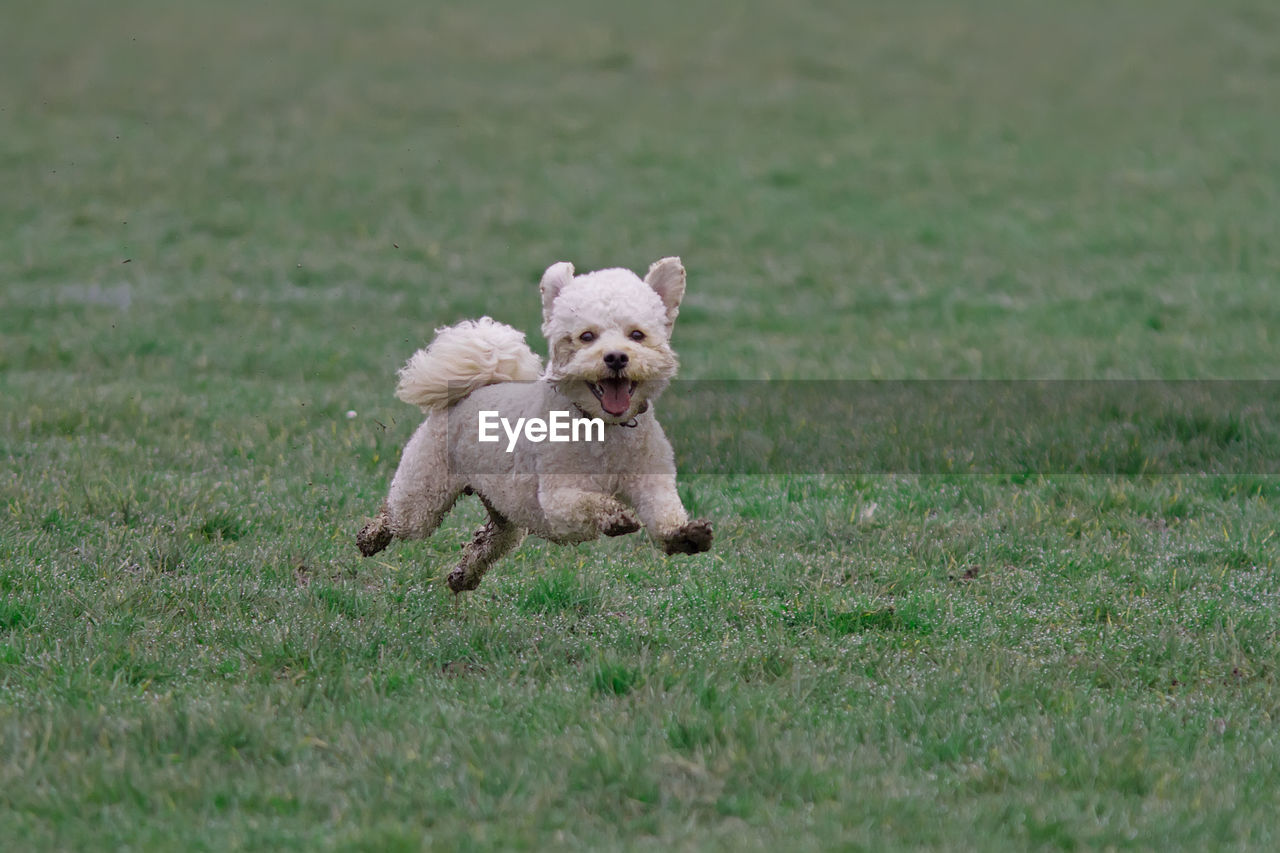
[357,502,395,556]
[448,502,525,592]
[357,481,463,557]
[357,415,461,556]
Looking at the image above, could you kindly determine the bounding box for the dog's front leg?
[622,475,713,555]
[537,481,640,544]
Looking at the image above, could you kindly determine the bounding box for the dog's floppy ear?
[540,261,575,320]
[644,257,685,329]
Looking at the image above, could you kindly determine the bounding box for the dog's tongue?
[600,378,632,416]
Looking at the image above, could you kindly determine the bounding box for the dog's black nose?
[603,351,629,371]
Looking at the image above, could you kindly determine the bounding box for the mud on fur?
[357,257,713,592]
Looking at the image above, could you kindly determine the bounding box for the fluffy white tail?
[395,317,542,412]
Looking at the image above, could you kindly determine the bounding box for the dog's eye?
[579,331,596,343]
[629,330,646,342]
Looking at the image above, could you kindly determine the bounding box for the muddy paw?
[663,519,713,555]
[602,509,642,537]
[447,567,483,593]
[356,516,393,557]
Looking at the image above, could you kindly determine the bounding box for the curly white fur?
[358,258,713,593]
[395,317,542,413]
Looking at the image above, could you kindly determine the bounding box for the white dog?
[357,257,713,591]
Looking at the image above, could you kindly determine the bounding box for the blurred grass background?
[5,0,1278,383]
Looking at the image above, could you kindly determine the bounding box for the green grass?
[3,0,1280,848]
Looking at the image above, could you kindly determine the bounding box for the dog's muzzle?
[589,377,637,417]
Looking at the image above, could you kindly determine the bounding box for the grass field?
[3,0,1280,848]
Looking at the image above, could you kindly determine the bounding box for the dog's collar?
[572,401,647,428]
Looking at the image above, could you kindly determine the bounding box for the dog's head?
[539,257,685,423]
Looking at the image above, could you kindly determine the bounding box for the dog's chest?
[531,424,647,475]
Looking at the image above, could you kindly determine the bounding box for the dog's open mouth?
[589,378,638,417]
